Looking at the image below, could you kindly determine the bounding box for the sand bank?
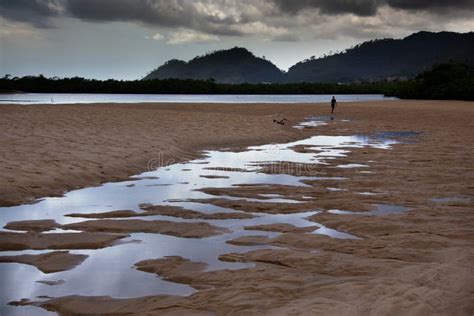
[0,231,127,250]
[65,205,255,220]
[4,219,60,232]
[0,251,87,273]
[63,219,229,238]
[0,102,317,206]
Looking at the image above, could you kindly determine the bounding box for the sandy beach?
[1,100,473,315]
[0,102,317,206]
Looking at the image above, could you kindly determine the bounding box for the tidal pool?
[328,204,410,216]
[0,133,401,315]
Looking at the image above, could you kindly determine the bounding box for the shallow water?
[0,133,401,315]
[293,116,334,129]
[0,93,397,105]
[431,196,471,204]
[328,204,410,216]
[336,163,369,169]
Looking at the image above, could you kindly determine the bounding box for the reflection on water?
[328,204,410,216]
[292,115,354,130]
[336,164,369,169]
[372,204,410,215]
[374,131,421,139]
[431,196,471,204]
[0,134,399,315]
[293,116,330,129]
[0,93,397,105]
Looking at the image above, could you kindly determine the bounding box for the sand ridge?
[0,231,128,251]
[63,219,230,238]
[0,251,88,273]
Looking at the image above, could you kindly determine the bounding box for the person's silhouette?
[331,96,337,114]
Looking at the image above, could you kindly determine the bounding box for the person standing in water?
[331,96,337,114]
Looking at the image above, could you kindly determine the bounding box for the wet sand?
[1,100,474,315]
[65,205,256,220]
[63,219,230,238]
[4,216,230,238]
[4,219,60,232]
[0,251,88,273]
[0,231,127,251]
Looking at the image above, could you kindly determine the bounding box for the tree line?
[1,63,473,101]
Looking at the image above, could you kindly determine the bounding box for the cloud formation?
[1,0,473,43]
[387,0,474,12]
[65,0,198,27]
[0,1,268,35]
[271,0,474,16]
[166,28,219,45]
[0,0,62,27]
[272,0,379,16]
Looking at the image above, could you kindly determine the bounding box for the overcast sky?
[1,0,473,80]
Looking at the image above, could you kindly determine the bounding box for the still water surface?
[0,93,397,105]
[0,133,401,315]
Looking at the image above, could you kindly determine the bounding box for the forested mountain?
[144,32,474,84]
[144,47,283,84]
[286,31,474,83]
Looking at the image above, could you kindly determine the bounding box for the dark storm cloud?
[65,0,192,26]
[270,0,474,16]
[271,0,379,17]
[1,0,473,32]
[0,0,62,27]
[387,0,474,12]
[0,0,249,36]
[64,0,255,36]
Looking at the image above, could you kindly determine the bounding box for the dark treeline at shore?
[0,76,390,95]
[384,63,474,101]
[1,63,473,101]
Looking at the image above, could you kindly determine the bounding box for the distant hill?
[286,31,474,83]
[144,47,283,84]
[144,32,474,84]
